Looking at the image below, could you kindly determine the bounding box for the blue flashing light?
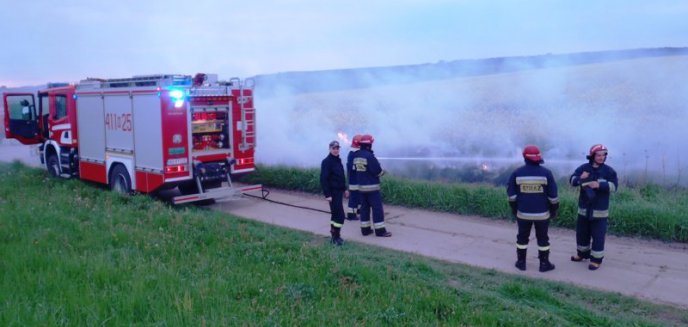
[169,89,185,100]
[168,88,186,108]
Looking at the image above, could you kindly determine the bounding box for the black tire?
[109,164,132,194]
[178,179,222,195]
[196,199,216,206]
[178,180,219,205]
[197,180,221,205]
[46,154,60,177]
[178,182,199,195]
[204,180,222,190]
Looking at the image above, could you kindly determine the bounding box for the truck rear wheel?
[109,165,132,194]
[178,180,220,205]
[178,180,222,195]
[46,154,60,177]
[178,181,199,195]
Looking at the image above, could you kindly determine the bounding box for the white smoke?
[255,55,688,185]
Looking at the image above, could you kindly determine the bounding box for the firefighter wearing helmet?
[346,134,363,221]
[507,145,559,272]
[352,134,392,237]
[569,144,618,270]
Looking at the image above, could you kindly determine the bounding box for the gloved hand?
[549,202,560,220]
[509,201,518,216]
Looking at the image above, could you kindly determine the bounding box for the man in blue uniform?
[320,140,349,246]
[507,145,559,272]
[346,135,362,221]
[569,144,618,270]
[353,134,392,237]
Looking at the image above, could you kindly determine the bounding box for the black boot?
[539,250,555,272]
[571,250,590,262]
[361,226,373,236]
[375,227,392,237]
[346,212,359,221]
[330,226,343,246]
[588,257,603,271]
[515,249,527,271]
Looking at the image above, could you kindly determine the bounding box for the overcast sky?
[1,0,687,87]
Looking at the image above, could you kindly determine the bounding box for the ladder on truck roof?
[78,74,193,89]
[230,78,256,151]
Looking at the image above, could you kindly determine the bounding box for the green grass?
[239,165,688,242]
[2,162,687,325]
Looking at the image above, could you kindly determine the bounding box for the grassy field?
[2,162,688,326]
[239,165,688,243]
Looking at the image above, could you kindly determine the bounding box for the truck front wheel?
[110,165,132,194]
[46,154,60,177]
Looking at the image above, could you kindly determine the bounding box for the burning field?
[256,55,688,186]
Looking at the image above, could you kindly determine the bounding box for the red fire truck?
[3,73,261,204]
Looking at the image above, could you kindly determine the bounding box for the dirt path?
[214,188,688,309]
[2,143,687,308]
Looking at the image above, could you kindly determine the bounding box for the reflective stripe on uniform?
[548,196,559,203]
[348,184,359,191]
[591,250,604,258]
[577,208,609,218]
[516,243,528,249]
[360,221,371,228]
[538,245,550,252]
[373,222,386,229]
[331,221,343,228]
[577,245,591,252]
[604,180,617,192]
[516,210,550,220]
[359,184,381,192]
[508,195,517,201]
[515,176,548,185]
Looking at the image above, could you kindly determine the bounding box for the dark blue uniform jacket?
[507,162,559,220]
[353,148,383,192]
[346,149,359,190]
[320,153,346,198]
[569,163,618,218]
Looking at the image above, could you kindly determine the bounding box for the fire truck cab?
[3,74,260,204]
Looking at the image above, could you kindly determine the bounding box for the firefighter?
[353,134,392,237]
[320,140,349,246]
[346,134,362,221]
[507,145,559,272]
[569,144,618,270]
[20,99,32,120]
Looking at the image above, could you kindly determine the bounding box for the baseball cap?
[329,140,340,149]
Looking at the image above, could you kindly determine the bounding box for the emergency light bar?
[168,88,186,108]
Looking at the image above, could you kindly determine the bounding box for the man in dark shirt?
[346,135,362,221]
[353,134,391,237]
[320,140,348,245]
[507,145,559,272]
[569,144,618,270]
